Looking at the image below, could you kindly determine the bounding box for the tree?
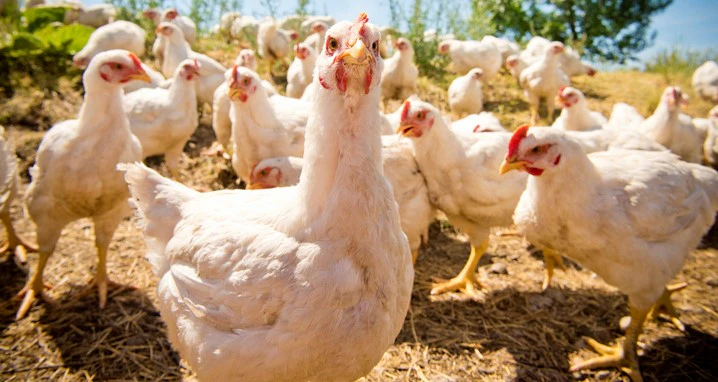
[472,0,673,63]
[295,0,310,17]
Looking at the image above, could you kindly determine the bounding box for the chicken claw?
[430,242,487,299]
[75,275,134,309]
[570,337,642,382]
[648,282,687,332]
[15,251,54,320]
[541,248,565,291]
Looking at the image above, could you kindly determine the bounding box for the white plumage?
[448,68,484,115]
[692,60,718,102]
[502,126,718,381]
[0,127,35,262]
[302,21,328,55]
[397,99,527,297]
[119,15,412,381]
[438,39,502,80]
[17,50,146,320]
[227,66,308,182]
[639,86,702,163]
[519,42,570,125]
[64,3,116,28]
[381,37,418,100]
[123,59,199,177]
[552,86,607,131]
[286,42,317,98]
[157,22,226,105]
[72,21,145,67]
[450,112,505,134]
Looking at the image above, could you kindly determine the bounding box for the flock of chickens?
[4,5,718,382]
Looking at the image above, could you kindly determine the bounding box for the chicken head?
[396,100,436,138]
[227,66,259,103]
[500,125,567,176]
[95,51,151,84]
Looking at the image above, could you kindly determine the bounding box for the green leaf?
[22,6,72,32]
[33,24,94,54]
[9,32,46,56]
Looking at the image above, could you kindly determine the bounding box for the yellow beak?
[128,71,152,83]
[499,159,526,175]
[246,182,268,190]
[395,124,416,137]
[337,39,373,63]
[228,87,242,100]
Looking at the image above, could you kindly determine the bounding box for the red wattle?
[336,65,347,93]
[364,68,373,95]
[319,75,330,90]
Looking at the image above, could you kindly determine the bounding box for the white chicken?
[500,125,718,381]
[227,66,308,182]
[520,36,597,78]
[72,20,145,67]
[248,135,435,263]
[692,60,718,102]
[144,8,197,44]
[381,37,418,101]
[64,3,116,28]
[119,14,412,381]
[123,59,200,177]
[257,19,299,75]
[0,127,36,263]
[16,50,148,320]
[481,35,519,61]
[552,86,607,131]
[451,112,506,134]
[122,63,166,94]
[286,42,317,98]
[448,68,484,116]
[396,98,528,297]
[157,22,226,105]
[519,42,570,125]
[699,106,718,165]
[303,21,328,55]
[639,86,702,163]
[212,50,277,155]
[438,39,502,80]
[606,102,646,130]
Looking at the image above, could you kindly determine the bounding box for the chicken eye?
[326,37,338,54]
[243,77,251,85]
[372,41,378,52]
[417,111,425,120]
[113,63,123,70]
[260,169,268,176]
[531,146,543,154]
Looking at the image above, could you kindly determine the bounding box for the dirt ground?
[1,49,717,381]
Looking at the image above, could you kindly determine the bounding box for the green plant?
[644,46,718,82]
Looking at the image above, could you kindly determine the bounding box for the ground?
[0,44,717,382]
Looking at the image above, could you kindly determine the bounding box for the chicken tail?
[118,162,198,275]
[691,164,718,211]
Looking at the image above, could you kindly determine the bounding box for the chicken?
[552,86,607,131]
[303,21,328,55]
[248,135,435,263]
[156,22,226,105]
[438,39,502,80]
[227,66,308,182]
[500,125,718,381]
[0,127,36,263]
[639,86,702,163]
[16,50,148,320]
[519,42,570,125]
[160,8,197,44]
[72,21,145,67]
[381,37,418,101]
[481,35,519,61]
[520,37,597,78]
[451,112,506,134]
[700,106,718,165]
[607,102,645,129]
[692,60,718,102]
[286,42,317,98]
[212,50,277,155]
[64,3,116,28]
[123,59,200,177]
[122,63,166,94]
[119,14,412,381]
[448,68,484,116]
[257,19,299,75]
[230,15,260,41]
[396,98,528,298]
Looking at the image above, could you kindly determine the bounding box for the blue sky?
[82,0,716,64]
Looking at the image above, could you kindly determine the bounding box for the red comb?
[193,58,199,70]
[558,86,567,95]
[508,124,530,158]
[400,101,411,122]
[128,53,142,70]
[232,64,238,80]
[356,12,369,24]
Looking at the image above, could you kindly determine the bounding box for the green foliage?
[260,0,280,18]
[645,46,718,77]
[472,0,673,63]
[295,0,310,17]
[0,8,91,96]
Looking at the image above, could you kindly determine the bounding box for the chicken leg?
[648,283,687,332]
[431,240,487,299]
[570,304,648,382]
[16,250,55,320]
[541,248,566,291]
[1,211,37,263]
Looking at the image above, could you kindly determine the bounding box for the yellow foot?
[1,238,38,264]
[430,273,483,299]
[15,283,56,320]
[542,249,566,291]
[649,282,688,332]
[411,249,419,265]
[75,277,134,309]
[570,337,642,382]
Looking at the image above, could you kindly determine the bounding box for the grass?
[0,33,717,382]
